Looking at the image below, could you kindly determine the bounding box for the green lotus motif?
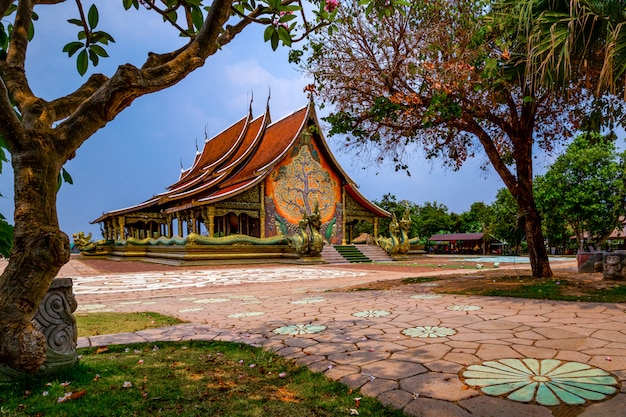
[227,312,266,318]
[352,310,391,318]
[410,294,442,299]
[272,324,327,335]
[447,305,482,311]
[402,326,457,338]
[463,358,619,406]
[290,297,326,305]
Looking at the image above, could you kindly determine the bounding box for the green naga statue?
[290,203,324,257]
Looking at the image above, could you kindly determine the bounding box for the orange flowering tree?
[302,0,617,278]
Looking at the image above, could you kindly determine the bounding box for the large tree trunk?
[0,140,70,373]
[522,204,553,278]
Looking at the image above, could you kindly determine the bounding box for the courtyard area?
[11,255,626,417]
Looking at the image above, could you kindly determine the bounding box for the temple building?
[88,100,390,262]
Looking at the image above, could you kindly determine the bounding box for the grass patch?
[76,312,185,337]
[441,276,626,303]
[0,341,407,417]
[401,277,440,284]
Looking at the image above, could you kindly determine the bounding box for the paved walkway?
[52,257,626,416]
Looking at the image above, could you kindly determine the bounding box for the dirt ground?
[338,259,623,299]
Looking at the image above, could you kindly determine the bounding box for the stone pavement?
[51,257,626,416]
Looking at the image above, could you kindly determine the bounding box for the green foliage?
[535,132,626,248]
[0,213,13,258]
[490,188,525,253]
[63,4,115,75]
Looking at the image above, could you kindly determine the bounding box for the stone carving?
[603,251,626,280]
[290,204,324,257]
[72,231,93,250]
[0,278,78,382]
[398,204,412,255]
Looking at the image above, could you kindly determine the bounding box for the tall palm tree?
[494,0,626,98]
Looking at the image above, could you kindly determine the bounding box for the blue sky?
[0,1,510,238]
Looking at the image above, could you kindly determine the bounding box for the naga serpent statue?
[376,213,400,255]
[290,204,324,257]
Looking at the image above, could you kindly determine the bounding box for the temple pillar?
[341,188,347,245]
[373,217,379,238]
[206,206,215,237]
[260,183,266,238]
[177,215,183,237]
[118,217,126,240]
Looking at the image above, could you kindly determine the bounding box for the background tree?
[534,133,626,251]
[304,0,596,278]
[372,193,419,238]
[490,188,526,255]
[0,0,341,373]
[413,201,455,239]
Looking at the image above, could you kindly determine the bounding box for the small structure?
[87,100,389,263]
[427,233,487,254]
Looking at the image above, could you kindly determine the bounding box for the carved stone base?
[295,256,326,264]
[391,254,410,261]
[0,278,78,383]
[577,252,603,273]
[603,251,626,280]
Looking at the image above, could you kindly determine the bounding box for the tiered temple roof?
[93,100,388,224]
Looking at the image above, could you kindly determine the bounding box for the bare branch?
[6,0,33,69]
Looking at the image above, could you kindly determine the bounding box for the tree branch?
[47,73,108,120]
[6,0,33,69]
[0,78,25,151]
[55,0,235,160]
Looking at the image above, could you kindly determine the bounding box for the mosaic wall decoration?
[266,132,341,227]
[402,326,457,338]
[273,324,327,335]
[462,358,619,406]
[447,305,482,311]
[352,310,392,318]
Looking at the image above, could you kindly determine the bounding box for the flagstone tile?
[390,343,452,362]
[475,344,523,360]
[88,333,148,346]
[400,372,478,401]
[501,314,550,323]
[359,378,398,397]
[593,330,626,343]
[458,395,554,417]
[465,320,520,331]
[302,343,356,355]
[535,337,606,351]
[356,340,406,353]
[423,359,465,373]
[361,360,428,380]
[514,330,547,341]
[444,352,480,366]
[447,340,480,349]
[511,345,557,359]
[307,360,337,373]
[403,397,472,417]
[328,349,391,366]
[587,355,626,372]
[376,389,415,410]
[577,393,626,417]
[324,364,360,381]
[294,353,326,366]
[451,331,512,342]
[555,350,591,363]
[339,372,374,389]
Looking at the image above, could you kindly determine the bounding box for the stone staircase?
[321,244,393,264]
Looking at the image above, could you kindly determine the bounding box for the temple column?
[118,217,126,240]
[177,215,183,237]
[206,206,215,237]
[341,188,347,245]
[260,183,266,238]
[373,217,379,239]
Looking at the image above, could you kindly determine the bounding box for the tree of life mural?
[273,143,338,223]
